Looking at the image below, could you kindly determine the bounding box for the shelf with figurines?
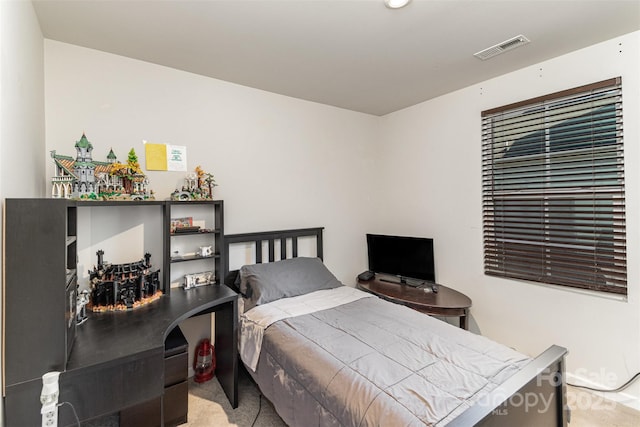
[169,216,220,236]
[171,228,220,236]
[170,246,220,264]
[183,271,216,289]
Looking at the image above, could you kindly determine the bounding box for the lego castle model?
[50,133,154,200]
[89,250,162,311]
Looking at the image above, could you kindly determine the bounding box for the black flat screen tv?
[366,234,435,283]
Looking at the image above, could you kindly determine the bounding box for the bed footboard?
[448,345,569,427]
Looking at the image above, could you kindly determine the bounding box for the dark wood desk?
[357,277,472,329]
[4,285,238,427]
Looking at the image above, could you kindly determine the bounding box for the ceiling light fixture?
[384,0,411,9]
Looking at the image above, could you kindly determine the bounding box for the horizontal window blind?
[482,77,626,295]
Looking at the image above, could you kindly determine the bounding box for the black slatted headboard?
[223,227,324,287]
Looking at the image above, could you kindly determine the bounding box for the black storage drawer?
[165,352,188,387]
[165,326,188,357]
[163,381,188,427]
[164,326,188,425]
[120,396,161,427]
[120,326,189,426]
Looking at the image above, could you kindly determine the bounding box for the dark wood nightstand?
[357,277,472,329]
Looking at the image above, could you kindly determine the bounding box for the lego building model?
[88,250,162,311]
[51,133,154,200]
[170,165,217,201]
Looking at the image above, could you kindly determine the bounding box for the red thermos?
[193,338,215,383]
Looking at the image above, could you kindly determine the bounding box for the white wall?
[0,1,45,425]
[0,1,46,196]
[376,31,640,408]
[44,40,376,283]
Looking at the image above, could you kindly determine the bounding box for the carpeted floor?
[185,369,285,427]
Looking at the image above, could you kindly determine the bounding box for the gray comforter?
[249,296,530,426]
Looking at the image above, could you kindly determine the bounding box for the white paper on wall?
[167,144,187,171]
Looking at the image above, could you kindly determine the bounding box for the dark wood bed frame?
[224,227,569,427]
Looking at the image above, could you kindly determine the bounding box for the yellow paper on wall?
[145,143,168,170]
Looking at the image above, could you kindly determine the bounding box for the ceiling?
[33,0,640,116]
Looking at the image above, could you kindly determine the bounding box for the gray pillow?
[239,257,343,312]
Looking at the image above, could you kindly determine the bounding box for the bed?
[224,227,569,426]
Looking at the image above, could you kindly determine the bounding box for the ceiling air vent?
[474,35,530,60]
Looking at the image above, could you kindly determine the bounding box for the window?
[482,78,626,295]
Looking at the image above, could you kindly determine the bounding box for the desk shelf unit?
[3,198,236,426]
[165,200,224,290]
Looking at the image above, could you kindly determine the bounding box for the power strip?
[40,372,60,427]
[41,404,58,427]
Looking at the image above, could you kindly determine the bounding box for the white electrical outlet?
[41,406,57,427]
[40,372,60,427]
